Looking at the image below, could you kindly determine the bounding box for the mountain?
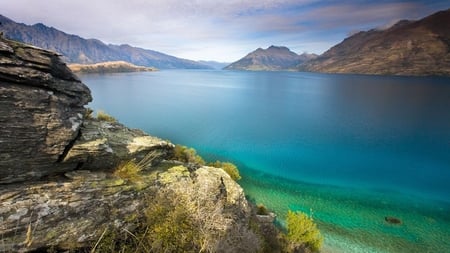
[299,9,450,76]
[224,46,317,71]
[197,60,230,69]
[0,14,211,69]
[68,61,157,73]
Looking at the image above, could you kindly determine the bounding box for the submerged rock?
[385,216,402,224]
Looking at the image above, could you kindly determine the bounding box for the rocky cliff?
[0,36,92,183]
[299,9,450,76]
[0,37,267,252]
[225,46,317,71]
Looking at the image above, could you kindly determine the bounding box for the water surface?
[81,70,450,252]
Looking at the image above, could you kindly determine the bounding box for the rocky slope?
[68,61,157,73]
[299,9,450,76]
[0,14,211,69]
[225,45,317,71]
[0,37,268,252]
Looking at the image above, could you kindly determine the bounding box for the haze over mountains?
[225,46,317,71]
[0,14,211,69]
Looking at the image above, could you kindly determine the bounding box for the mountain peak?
[299,8,450,76]
[225,45,317,71]
[0,14,211,69]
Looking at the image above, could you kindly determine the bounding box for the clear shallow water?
[81,70,450,252]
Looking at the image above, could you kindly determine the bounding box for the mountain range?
[0,14,211,69]
[225,46,317,71]
[1,8,449,76]
[299,8,450,76]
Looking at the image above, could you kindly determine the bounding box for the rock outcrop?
[299,9,450,76]
[0,37,264,252]
[0,36,92,184]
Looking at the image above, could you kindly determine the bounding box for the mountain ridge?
[299,9,450,76]
[225,45,317,71]
[0,14,211,69]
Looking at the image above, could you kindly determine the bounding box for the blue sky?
[2,0,449,62]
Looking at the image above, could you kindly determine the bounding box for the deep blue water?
[80,70,450,252]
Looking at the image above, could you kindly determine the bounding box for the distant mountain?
[0,14,211,69]
[68,61,157,74]
[299,9,450,76]
[197,60,230,70]
[224,46,317,71]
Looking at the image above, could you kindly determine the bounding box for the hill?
[225,46,317,71]
[68,61,157,73]
[0,14,211,69]
[299,9,450,76]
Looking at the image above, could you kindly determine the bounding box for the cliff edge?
[0,37,267,252]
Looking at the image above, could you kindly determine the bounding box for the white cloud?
[1,0,447,61]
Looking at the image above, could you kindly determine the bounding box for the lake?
[80,70,450,253]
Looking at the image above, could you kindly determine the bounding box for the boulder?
[0,37,91,183]
[63,119,174,170]
[385,216,402,225]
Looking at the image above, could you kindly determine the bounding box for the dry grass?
[96,110,117,122]
[114,151,158,181]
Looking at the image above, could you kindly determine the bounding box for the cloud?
[2,0,448,61]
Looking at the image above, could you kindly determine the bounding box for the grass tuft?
[96,110,117,122]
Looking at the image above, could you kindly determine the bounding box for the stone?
[385,216,402,225]
[0,37,92,184]
[63,119,175,171]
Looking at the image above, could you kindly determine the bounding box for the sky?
[2,0,449,62]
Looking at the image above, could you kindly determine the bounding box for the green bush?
[173,145,205,165]
[85,107,94,119]
[256,204,269,215]
[114,151,158,182]
[208,161,241,181]
[286,210,323,252]
[97,110,117,122]
[144,190,200,253]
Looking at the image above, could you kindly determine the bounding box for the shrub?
[144,190,200,253]
[85,107,94,119]
[114,151,158,181]
[208,161,241,181]
[173,145,205,165]
[97,110,117,122]
[256,204,269,215]
[286,210,323,252]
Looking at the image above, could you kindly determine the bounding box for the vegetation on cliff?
[0,37,322,253]
[286,210,323,252]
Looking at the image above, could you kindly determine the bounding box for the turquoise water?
[81,70,450,252]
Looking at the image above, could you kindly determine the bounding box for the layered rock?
[0,36,92,183]
[0,164,259,252]
[0,37,265,252]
